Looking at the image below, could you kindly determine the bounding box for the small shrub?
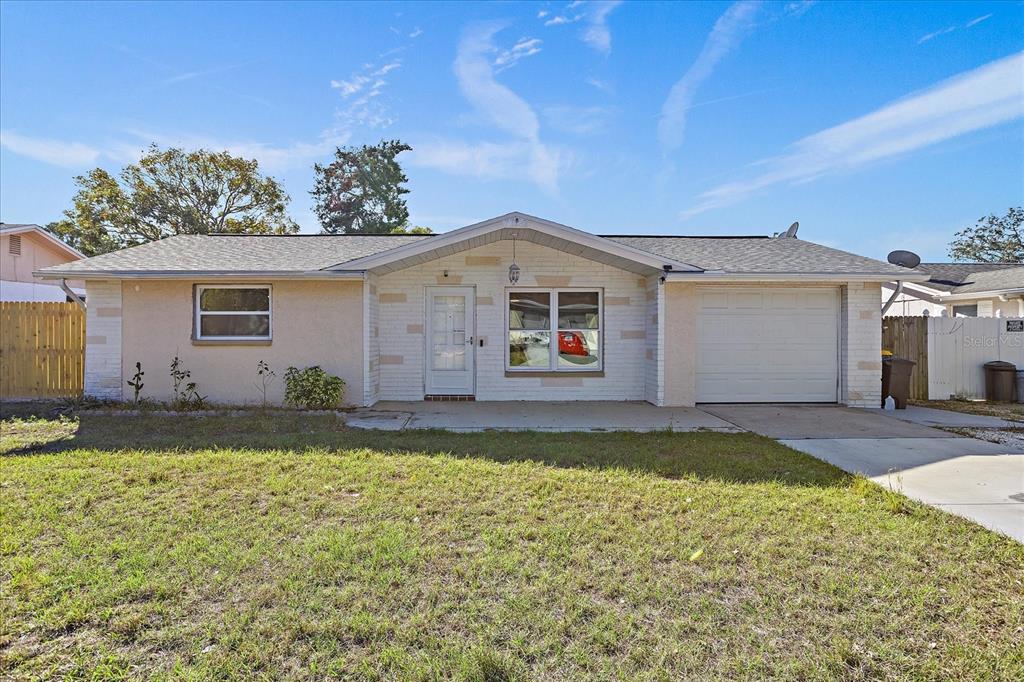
[126,362,145,404]
[254,360,277,409]
[283,366,345,410]
[169,355,208,411]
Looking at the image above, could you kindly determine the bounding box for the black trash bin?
[882,357,916,409]
[983,361,1017,402]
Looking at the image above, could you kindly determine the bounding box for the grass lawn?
[1,412,1022,680]
[911,399,1024,422]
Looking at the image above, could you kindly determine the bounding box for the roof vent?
[887,250,921,269]
[8,234,21,255]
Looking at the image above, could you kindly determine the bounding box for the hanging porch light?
[508,232,521,284]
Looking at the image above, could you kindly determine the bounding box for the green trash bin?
[983,361,1016,402]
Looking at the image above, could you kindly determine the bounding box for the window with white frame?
[507,289,601,371]
[195,285,271,340]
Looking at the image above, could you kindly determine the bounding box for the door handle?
[466,336,474,345]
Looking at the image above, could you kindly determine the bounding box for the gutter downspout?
[881,281,903,317]
[61,278,86,310]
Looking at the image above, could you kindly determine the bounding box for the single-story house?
[882,263,1024,318]
[37,212,929,408]
[1,223,85,302]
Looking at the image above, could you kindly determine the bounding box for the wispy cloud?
[784,1,816,18]
[544,105,614,135]
[0,131,101,168]
[121,128,350,173]
[658,1,763,153]
[409,139,564,183]
[542,1,623,53]
[412,22,565,192]
[581,1,623,54]
[544,15,573,27]
[494,37,543,72]
[329,58,404,130]
[680,52,1024,218]
[585,76,615,94]
[331,60,402,97]
[409,27,423,38]
[162,62,247,85]
[918,13,992,44]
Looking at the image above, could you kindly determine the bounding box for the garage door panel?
[731,291,764,309]
[696,287,839,403]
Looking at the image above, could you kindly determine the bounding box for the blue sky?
[1,0,1022,261]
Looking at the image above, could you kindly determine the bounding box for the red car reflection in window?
[558,331,589,357]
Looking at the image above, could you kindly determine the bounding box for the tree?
[49,145,298,256]
[391,225,433,234]
[310,140,412,234]
[948,207,1023,263]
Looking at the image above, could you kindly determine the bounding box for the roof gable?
[328,212,703,275]
[0,223,84,260]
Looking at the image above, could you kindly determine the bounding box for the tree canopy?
[948,207,1023,263]
[310,140,412,234]
[49,145,298,256]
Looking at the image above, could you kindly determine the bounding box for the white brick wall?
[643,274,664,405]
[841,281,883,407]
[84,280,123,400]
[364,274,380,405]
[375,240,650,402]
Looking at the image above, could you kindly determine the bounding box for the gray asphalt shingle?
[908,262,1024,293]
[43,234,430,273]
[606,236,914,275]
[41,232,917,277]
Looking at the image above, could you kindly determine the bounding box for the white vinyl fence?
[927,317,1024,399]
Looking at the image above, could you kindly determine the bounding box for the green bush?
[283,366,345,410]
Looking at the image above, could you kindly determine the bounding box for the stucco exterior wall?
[112,279,363,406]
[1,231,84,301]
[374,239,649,402]
[662,282,697,407]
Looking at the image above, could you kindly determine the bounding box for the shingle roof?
[910,262,1024,293]
[0,223,45,232]
[605,236,913,275]
[44,234,430,274]
[40,231,915,278]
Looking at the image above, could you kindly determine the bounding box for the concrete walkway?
[703,405,1024,541]
[347,401,740,433]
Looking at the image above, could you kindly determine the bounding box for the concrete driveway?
[702,404,1024,541]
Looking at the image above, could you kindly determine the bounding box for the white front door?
[425,287,475,395]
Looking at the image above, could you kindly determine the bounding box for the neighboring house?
[882,263,1024,317]
[36,212,927,408]
[0,223,85,302]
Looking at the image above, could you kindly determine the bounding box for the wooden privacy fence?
[0,302,84,399]
[882,316,929,400]
[883,315,1024,400]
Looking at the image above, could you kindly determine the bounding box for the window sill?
[505,370,604,378]
[192,339,272,347]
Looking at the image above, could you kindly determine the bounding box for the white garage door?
[696,287,839,403]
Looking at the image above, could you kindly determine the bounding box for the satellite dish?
[782,221,799,238]
[887,249,921,269]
